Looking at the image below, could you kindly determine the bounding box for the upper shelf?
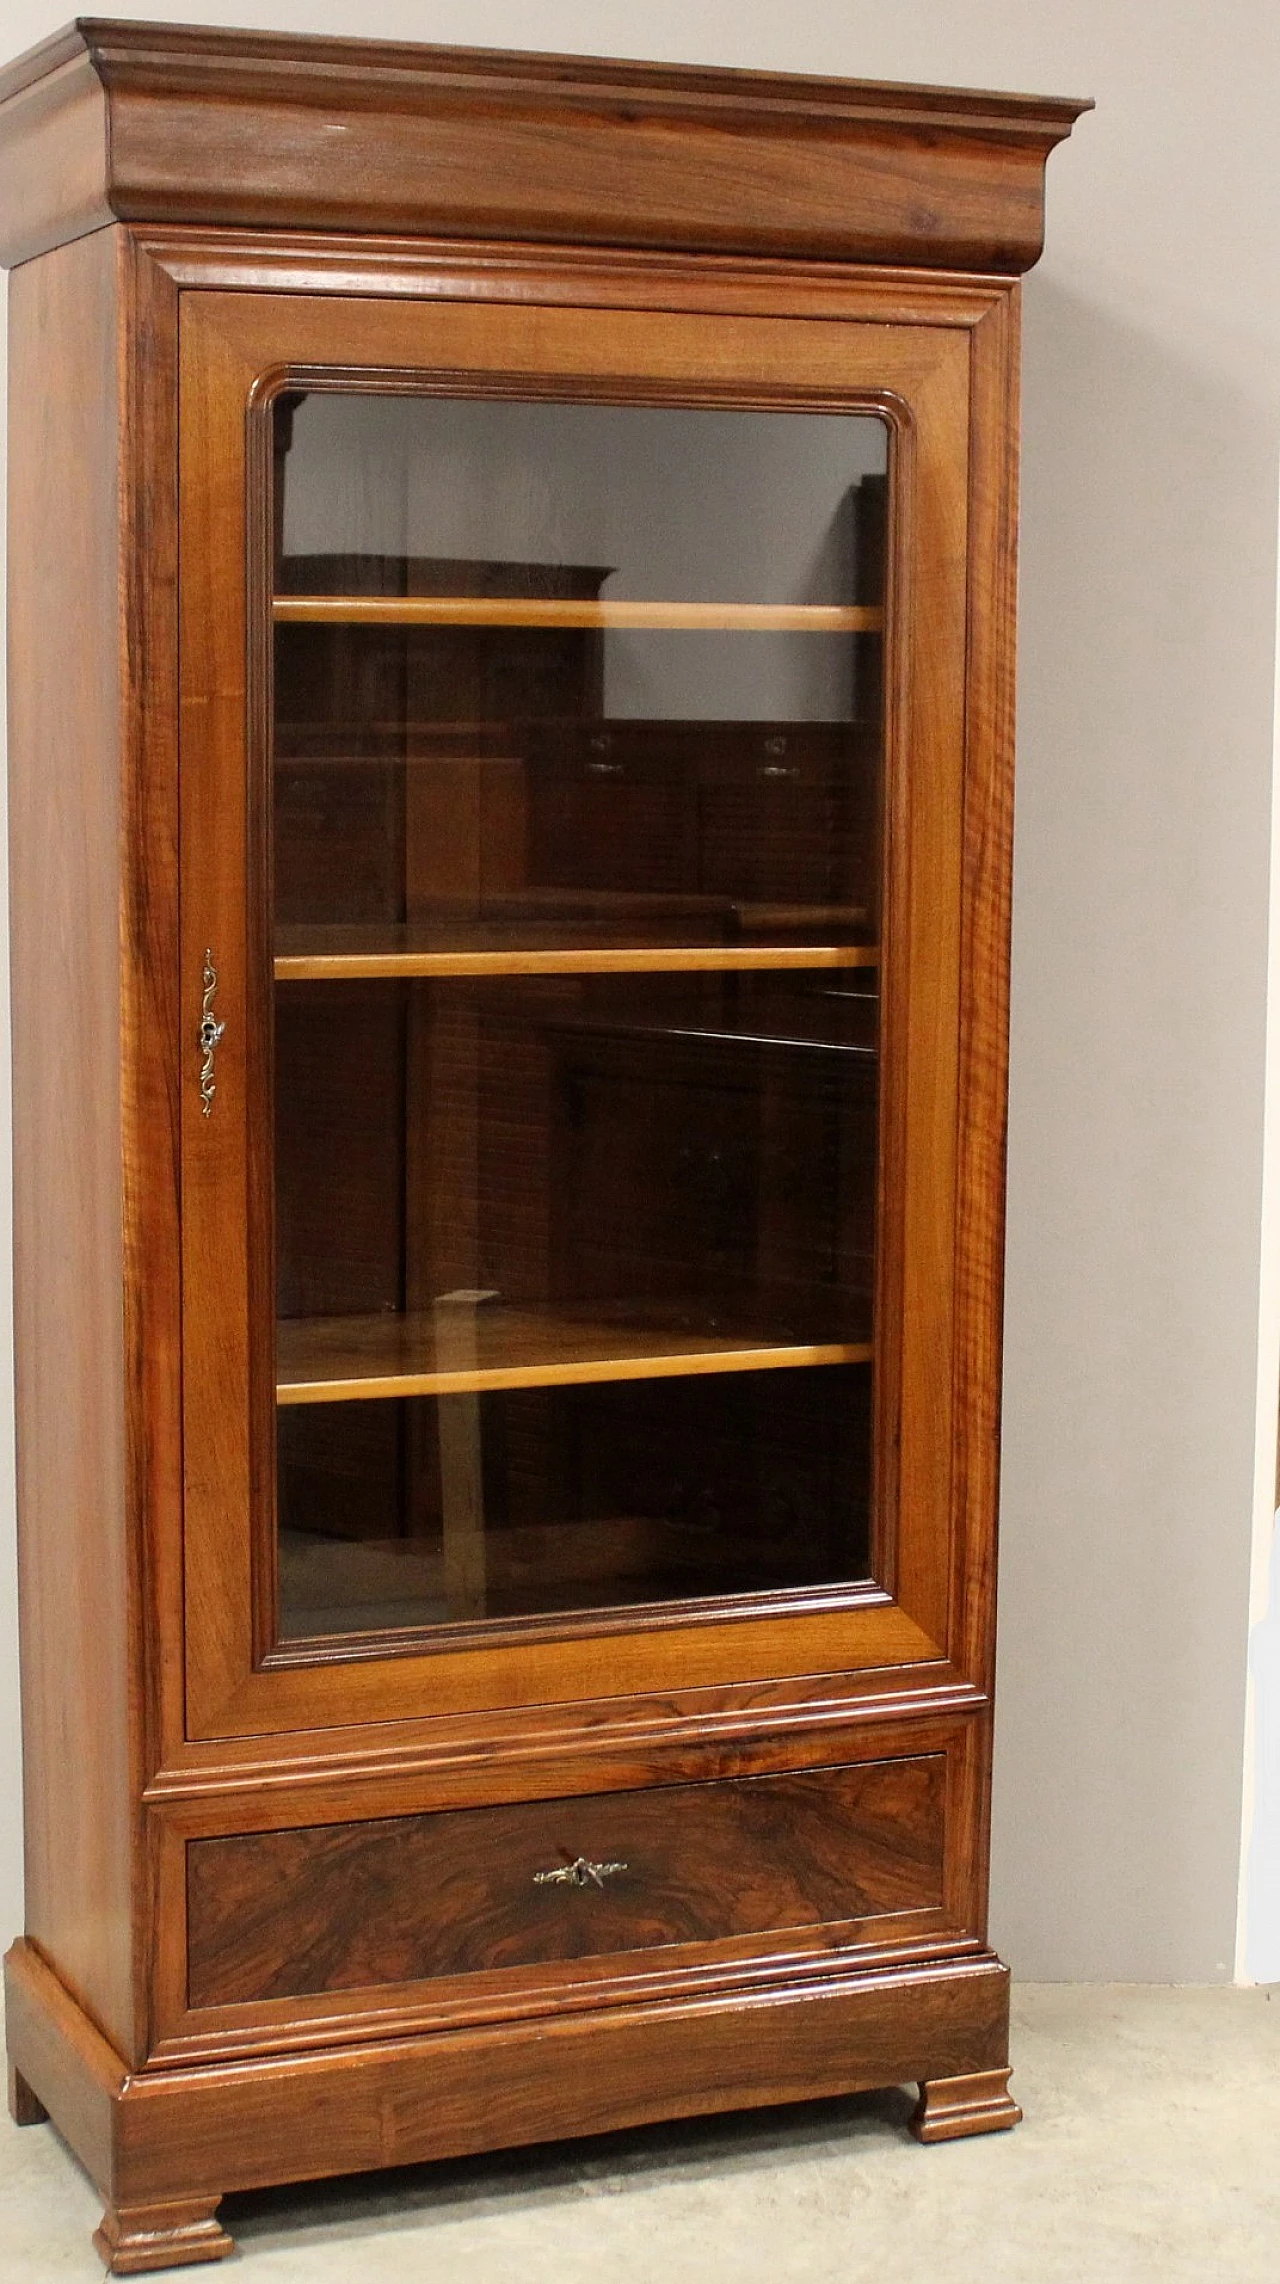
[273,598,885,633]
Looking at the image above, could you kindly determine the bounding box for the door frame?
[168,248,1017,1747]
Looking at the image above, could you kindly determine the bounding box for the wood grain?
[118,232,189,2048]
[951,289,1022,1715]
[6,228,138,2060]
[137,229,1033,329]
[6,1935,1015,2208]
[276,1302,872,1403]
[275,937,880,979]
[274,597,884,631]
[7,2062,47,2126]
[177,284,964,1742]
[93,2202,234,2276]
[910,2065,1021,2141]
[178,285,261,1749]
[870,291,970,1657]
[145,1710,982,2062]
[0,28,1085,2247]
[0,45,110,271]
[153,1953,1009,2183]
[2,1941,121,2197]
[0,23,1091,273]
[186,1755,945,2007]
[142,1675,989,1830]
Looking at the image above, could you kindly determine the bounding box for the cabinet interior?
[270,393,888,1641]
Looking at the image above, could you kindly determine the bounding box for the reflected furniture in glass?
[0,23,1087,2273]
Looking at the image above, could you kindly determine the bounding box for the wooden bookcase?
[0,22,1087,2273]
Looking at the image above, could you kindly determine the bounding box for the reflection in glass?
[279,1368,872,1638]
[270,392,887,1641]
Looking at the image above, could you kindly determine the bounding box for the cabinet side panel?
[7,227,134,2055]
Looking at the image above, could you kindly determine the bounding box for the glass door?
[178,286,973,1740]
[269,393,888,1643]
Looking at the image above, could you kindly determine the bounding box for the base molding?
[910,2066,1023,2142]
[93,2202,234,2275]
[7,1936,1015,2242]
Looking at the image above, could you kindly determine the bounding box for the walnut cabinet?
[0,22,1087,2273]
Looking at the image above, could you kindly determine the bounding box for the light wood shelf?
[275,939,881,980]
[275,914,880,982]
[273,595,885,633]
[276,1300,873,1406]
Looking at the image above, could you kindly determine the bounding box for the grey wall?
[1,0,1277,1980]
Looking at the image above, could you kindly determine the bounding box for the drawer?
[186,1754,946,2010]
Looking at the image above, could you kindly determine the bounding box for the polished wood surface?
[910,2065,1023,2142]
[187,1755,944,2006]
[0,21,1090,273]
[952,287,1022,1730]
[94,2203,234,2277]
[145,1711,980,2062]
[136,228,1036,326]
[6,1934,1015,2230]
[6,226,138,2062]
[178,284,967,1742]
[275,935,880,979]
[0,23,1088,2251]
[274,597,884,631]
[7,2062,47,2127]
[3,1941,121,2202]
[276,1303,873,1403]
[138,1682,986,1876]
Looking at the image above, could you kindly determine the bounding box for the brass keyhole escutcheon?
[198,949,226,1117]
[533,1855,628,1890]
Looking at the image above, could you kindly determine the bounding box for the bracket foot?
[911,2066,1022,2143]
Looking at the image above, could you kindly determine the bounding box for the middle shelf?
[274,926,882,980]
[276,1299,874,1406]
[273,595,885,633]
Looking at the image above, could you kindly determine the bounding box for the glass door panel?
[271,392,888,1644]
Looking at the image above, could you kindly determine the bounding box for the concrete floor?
[1,1986,1276,2280]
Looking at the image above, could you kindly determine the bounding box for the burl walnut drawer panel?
[186,1755,946,2009]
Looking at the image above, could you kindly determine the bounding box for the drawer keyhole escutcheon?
[533,1855,628,1890]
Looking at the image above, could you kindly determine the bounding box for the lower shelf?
[276,1298,873,1404]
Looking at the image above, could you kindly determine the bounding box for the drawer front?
[186,1754,946,2009]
